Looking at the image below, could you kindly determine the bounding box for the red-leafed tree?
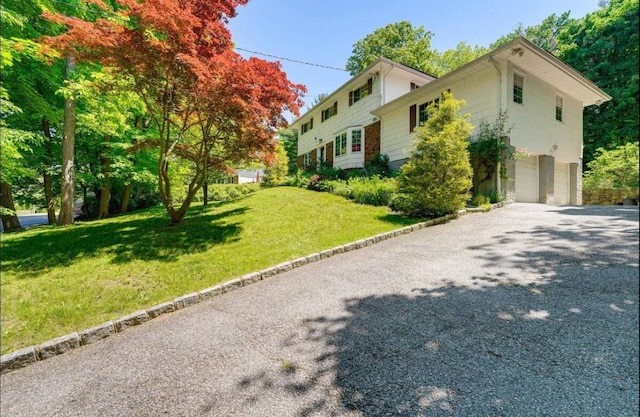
[43,0,304,224]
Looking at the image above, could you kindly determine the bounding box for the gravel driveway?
[1,204,638,416]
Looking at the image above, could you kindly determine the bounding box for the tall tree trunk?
[97,135,111,219]
[42,118,57,224]
[202,162,209,206]
[58,56,76,226]
[120,182,131,214]
[1,181,22,232]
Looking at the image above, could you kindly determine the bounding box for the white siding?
[516,155,539,203]
[381,67,501,165]
[507,62,583,164]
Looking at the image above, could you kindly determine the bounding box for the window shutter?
[321,111,325,122]
[349,91,353,106]
[333,101,338,114]
[310,118,313,129]
[409,104,416,132]
[367,78,373,95]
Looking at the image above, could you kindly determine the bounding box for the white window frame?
[334,132,347,157]
[303,152,311,168]
[351,129,362,153]
[513,73,524,104]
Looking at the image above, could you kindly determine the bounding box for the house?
[291,37,611,205]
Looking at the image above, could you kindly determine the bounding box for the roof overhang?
[291,57,435,127]
[372,37,611,116]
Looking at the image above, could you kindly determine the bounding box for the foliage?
[583,142,639,196]
[557,0,639,165]
[44,0,305,224]
[1,187,418,353]
[207,183,260,202]
[348,176,397,207]
[468,111,513,193]
[470,194,491,207]
[345,21,437,76]
[277,128,299,175]
[396,92,473,218]
[430,41,488,75]
[262,143,288,187]
[287,170,311,188]
[363,153,391,177]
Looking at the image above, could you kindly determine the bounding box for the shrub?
[345,169,367,180]
[287,170,311,188]
[396,92,473,218]
[208,183,260,202]
[317,166,344,180]
[583,142,639,197]
[263,143,289,187]
[327,180,353,199]
[470,194,491,207]
[349,176,397,206]
[364,153,391,177]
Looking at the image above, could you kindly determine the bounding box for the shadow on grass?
[1,203,248,277]
[231,206,639,416]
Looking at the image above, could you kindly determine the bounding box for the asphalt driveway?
[1,204,638,416]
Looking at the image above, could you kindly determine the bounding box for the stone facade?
[582,188,639,205]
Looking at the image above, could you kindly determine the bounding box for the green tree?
[583,142,639,196]
[395,92,473,217]
[262,143,288,187]
[346,21,437,76]
[277,128,299,175]
[431,41,487,76]
[558,0,639,165]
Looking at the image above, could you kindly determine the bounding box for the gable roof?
[372,36,611,116]
[291,57,436,127]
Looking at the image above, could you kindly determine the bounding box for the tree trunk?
[42,118,57,224]
[97,135,111,219]
[1,181,22,232]
[120,182,131,214]
[58,56,76,226]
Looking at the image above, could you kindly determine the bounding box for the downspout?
[489,56,503,195]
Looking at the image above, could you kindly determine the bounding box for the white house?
[291,37,611,205]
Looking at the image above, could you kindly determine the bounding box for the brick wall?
[364,121,381,162]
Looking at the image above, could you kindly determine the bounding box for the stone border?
[1,204,507,373]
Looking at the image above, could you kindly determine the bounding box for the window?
[301,118,313,134]
[555,96,563,122]
[349,78,373,106]
[303,152,312,168]
[334,132,347,157]
[351,129,362,153]
[322,101,338,122]
[513,73,524,104]
[418,98,439,123]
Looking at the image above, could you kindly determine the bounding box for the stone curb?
[0,204,507,373]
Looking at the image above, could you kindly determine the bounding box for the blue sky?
[228,0,602,121]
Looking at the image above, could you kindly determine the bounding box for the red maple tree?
[44,0,305,224]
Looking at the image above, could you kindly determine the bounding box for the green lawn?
[1,186,417,354]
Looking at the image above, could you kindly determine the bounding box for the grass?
[1,186,417,354]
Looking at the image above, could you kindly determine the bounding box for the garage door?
[515,155,538,203]
[554,161,570,205]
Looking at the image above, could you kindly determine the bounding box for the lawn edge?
[1,202,507,374]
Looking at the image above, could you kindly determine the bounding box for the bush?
[583,142,639,197]
[287,170,311,188]
[349,176,397,206]
[263,143,289,187]
[396,92,473,218]
[364,153,391,177]
[470,194,490,207]
[208,183,259,202]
